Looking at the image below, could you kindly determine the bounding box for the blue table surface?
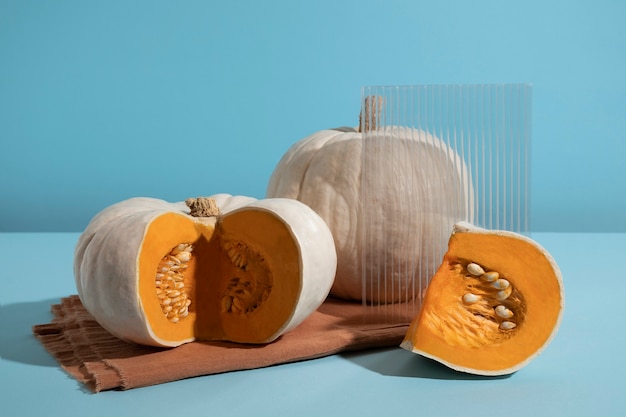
[1,232,624,416]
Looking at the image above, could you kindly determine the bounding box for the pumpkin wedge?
[74,194,337,347]
[401,222,564,375]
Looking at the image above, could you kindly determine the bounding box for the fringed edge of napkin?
[34,295,412,392]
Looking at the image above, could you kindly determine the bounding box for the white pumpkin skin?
[267,127,473,303]
[74,194,337,347]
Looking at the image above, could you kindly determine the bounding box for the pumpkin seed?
[491,279,510,290]
[467,263,485,276]
[170,243,189,255]
[462,293,481,304]
[481,271,499,282]
[170,296,183,304]
[499,321,517,330]
[221,295,233,312]
[168,255,182,265]
[175,251,192,262]
[232,296,244,311]
[231,301,242,314]
[497,286,513,301]
[495,305,514,319]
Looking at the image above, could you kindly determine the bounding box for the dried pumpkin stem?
[185,197,221,217]
[358,95,383,132]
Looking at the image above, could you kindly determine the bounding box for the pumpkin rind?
[74,195,337,347]
[400,222,564,375]
[267,127,473,303]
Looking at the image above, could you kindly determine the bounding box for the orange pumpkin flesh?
[401,222,564,375]
[138,209,301,345]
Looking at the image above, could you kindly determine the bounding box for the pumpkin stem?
[185,197,221,217]
[358,96,383,132]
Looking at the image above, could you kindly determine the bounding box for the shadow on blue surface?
[341,347,512,380]
[0,298,61,367]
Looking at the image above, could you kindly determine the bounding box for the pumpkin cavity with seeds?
[424,260,526,350]
[220,240,272,316]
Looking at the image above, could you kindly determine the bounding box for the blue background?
[1,0,625,232]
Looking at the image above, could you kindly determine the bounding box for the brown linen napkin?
[33,295,412,392]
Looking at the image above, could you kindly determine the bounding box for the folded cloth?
[33,295,412,392]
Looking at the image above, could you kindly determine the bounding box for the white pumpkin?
[74,194,337,347]
[267,126,473,303]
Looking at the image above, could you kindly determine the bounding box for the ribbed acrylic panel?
[359,84,531,321]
